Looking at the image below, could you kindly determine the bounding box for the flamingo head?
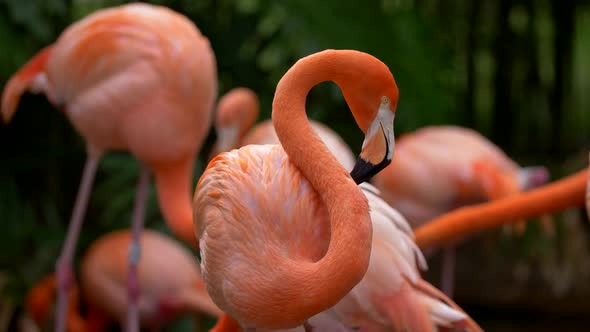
[348,93,398,184]
[329,50,398,184]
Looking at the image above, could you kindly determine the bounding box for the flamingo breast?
[194,144,332,318]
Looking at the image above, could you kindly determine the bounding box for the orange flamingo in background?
[372,126,549,296]
[24,230,222,332]
[1,4,217,332]
[194,49,481,331]
[209,89,480,331]
[211,87,356,170]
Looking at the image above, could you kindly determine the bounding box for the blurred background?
[0,0,589,331]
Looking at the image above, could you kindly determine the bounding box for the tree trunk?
[492,0,513,150]
[550,0,575,155]
[464,0,480,128]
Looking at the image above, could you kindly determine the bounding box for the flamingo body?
[196,144,332,328]
[47,5,215,162]
[81,230,221,328]
[24,230,221,331]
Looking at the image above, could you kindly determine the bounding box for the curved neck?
[415,168,588,249]
[268,51,373,324]
[153,158,198,247]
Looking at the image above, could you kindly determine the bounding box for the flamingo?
[208,88,481,331]
[210,87,356,170]
[193,50,480,331]
[371,126,549,296]
[23,230,222,332]
[1,3,217,332]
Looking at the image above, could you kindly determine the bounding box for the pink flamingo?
[211,87,355,170]
[209,88,481,331]
[371,125,549,296]
[1,3,217,332]
[23,230,222,332]
[194,50,480,331]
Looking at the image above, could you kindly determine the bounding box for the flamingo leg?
[55,151,101,332]
[126,166,151,332]
[440,244,456,297]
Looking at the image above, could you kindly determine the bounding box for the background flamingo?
[23,230,222,332]
[211,87,356,170]
[210,88,480,331]
[1,3,217,331]
[371,125,549,296]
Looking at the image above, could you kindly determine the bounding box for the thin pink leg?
[440,244,456,298]
[55,151,101,332]
[126,166,151,332]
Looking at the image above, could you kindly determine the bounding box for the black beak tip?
[349,157,391,185]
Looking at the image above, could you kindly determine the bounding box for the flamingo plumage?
[23,230,222,332]
[1,4,217,332]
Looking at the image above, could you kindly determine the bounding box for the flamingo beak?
[350,100,395,184]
